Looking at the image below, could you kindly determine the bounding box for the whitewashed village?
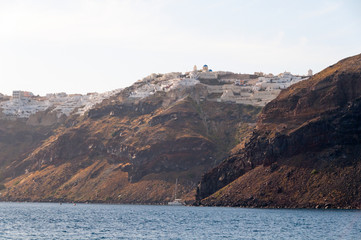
[0,89,122,120]
[128,64,311,104]
[0,65,312,120]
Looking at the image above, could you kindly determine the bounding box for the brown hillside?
[0,87,261,204]
[0,119,57,178]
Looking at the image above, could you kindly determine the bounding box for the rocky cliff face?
[197,54,361,208]
[0,83,261,203]
[0,119,56,175]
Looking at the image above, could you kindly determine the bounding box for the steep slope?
[0,85,261,203]
[0,119,60,179]
[197,53,361,208]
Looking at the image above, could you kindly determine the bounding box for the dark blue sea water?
[0,202,360,239]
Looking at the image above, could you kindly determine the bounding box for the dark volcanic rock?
[197,53,361,208]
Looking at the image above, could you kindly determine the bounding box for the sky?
[0,0,360,96]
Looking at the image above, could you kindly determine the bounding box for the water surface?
[0,202,360,239]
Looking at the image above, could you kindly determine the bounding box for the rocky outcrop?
[197,53,361,208]
[27,109,67,126]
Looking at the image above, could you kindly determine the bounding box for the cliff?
[0,83,261,203]
[0,119,56,175]
[197,53,361,209]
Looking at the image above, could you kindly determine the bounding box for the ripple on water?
[0,203,360,239]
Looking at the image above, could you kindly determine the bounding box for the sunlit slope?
[1,85,261,203]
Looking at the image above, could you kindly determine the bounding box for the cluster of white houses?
[129,65,312,106]
[1,65,312,119]
[0,89,121,119]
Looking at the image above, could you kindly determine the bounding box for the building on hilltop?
[189,67,199,79]
[202,65,209,72]
[308,69,313,76]
[235,80,246,86]
[199,71,218,80]
[265,73,274,77]
[198,64,218,80]
[46,92,67,99]
[254,71,305,91]
[220,89,235,102]
[12,90,34,101]
[278,71,291,78]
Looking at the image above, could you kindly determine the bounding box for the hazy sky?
[0,0,360,95]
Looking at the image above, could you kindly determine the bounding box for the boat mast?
[174,178,178,200]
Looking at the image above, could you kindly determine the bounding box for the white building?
[198,64,218,80]
[179,78,200,86]
[220,89,235,102]
[202,64,209,72]
[12,90,34,101]
[254,71,305,91]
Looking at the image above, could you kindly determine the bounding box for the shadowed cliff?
[197,53,361,209]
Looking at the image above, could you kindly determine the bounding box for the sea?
[0,202,360,239]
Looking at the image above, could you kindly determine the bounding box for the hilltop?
[0,65,309,122]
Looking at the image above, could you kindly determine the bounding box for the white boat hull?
[168,199,184,206]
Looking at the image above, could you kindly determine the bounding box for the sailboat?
[168,178,184,206]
